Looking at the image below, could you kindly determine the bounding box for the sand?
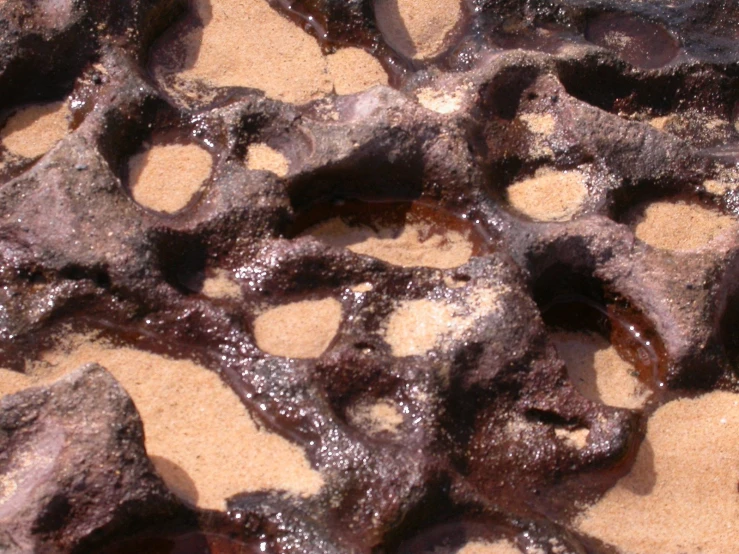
[0,334,323,511]
[416,87,465,114]
[0,101,71,159]
[555,427,590,449]
[246,143,289,177]
[375,0,463,59]
[253,297,342,359]
[633,201,735,251]
[128,143,212,213]
[577,391,739,553]
[158,0,387,104]
[457,540,521,554]
[384,288,504,357]
[201,269,241,299]
[349,400,404,434]
[552,332,649,410]
[520,112,555,136]
[384,298,456,357]
[506,168,587,222]
[306,218,473,269]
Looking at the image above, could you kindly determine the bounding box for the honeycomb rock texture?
[0,0,738,552]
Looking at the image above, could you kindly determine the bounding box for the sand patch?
[458,541,521,554]
[254,297,342,358]
[506,169,587,222]
[633,201,735,251]
[0,101,70,159]
[326,48,389,95]
[649,115,671,131]
[520,113,555,136]
[384,288,505,356]
[375,0,462,59]
[555,427,590,449]
[155,0,386,104]
[306,218,473,269]
[129,143,212,213]
[416,87,465,114]
[577,391,739,553]
[0,334,323,510]
[552,332,648,410]
[202,269,241,299]
[349,400,404,434]
[246,143,289,177]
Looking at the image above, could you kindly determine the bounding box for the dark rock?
[0,365,183,553]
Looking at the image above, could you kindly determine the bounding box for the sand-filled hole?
[254,297,342,359]
[631,200,735,251]
[301,202,484,269]
[150,0,387,104]
[246,143,289,177]
[0,334,323,510]
[577,391,739,553]
[128,143,212,213]
[552,332,649,410]
[0,101,71,159]
[384,288,505,357]
[375,0,463,59]
[505,168,587,222]
[201,268,241,299]
[349,399,404,435]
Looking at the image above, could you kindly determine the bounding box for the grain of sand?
[0,334,323,511]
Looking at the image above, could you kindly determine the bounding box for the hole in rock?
[148,0,387,104]
[0,100,71,160]
[128,139,213,214]
[295,201,490,269]
[383,286,505,357]
[505,168,588,222]
[253,297,342,359]
[584,13,679,70]
[575,391,739,553]
[627,199,736,252]
[201,268,241,300]
[347,398,404,435]
[157,233,207,294]
[0,332,324,511]
[535,265,665,397]
[245,143,288,177]
[374,0,464,60]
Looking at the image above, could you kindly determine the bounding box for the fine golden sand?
[0,334,323,511]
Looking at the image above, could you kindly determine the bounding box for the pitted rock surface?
[0,0,738,553]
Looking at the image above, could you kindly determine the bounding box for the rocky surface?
[0,365,182,553]
[0,0,738,552]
